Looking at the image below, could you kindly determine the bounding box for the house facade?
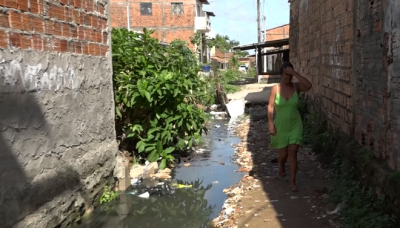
[109,0,214,62]
[210,47,232,69]
[263,24,290,73]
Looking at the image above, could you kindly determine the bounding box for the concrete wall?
[289,0,400,170]
[110,0,197,49]
[0,0,118,227]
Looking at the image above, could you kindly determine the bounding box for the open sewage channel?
[78,118,247,228]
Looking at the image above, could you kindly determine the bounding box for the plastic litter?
[172,183,192,189]
[131,178,139,185]
[138,192,150,199]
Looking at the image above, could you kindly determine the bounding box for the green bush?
[112,28,209,169]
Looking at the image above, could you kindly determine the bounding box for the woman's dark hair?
[280,61,294,75]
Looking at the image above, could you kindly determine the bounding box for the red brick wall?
[290,0,400,170]
[266,24,289,41]
[110,0,196,49]
[0,0,109,56]
[213,48,233,59]
[289,0,354,135]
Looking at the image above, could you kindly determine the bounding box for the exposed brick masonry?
[266,24,289,41]
[0,0,108,56]
[290,0,400,170]
[110,0,197,50]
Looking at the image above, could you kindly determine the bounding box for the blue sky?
[203,0,290,46]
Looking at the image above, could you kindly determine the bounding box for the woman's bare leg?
[278,147,288,177]
[288,144,299,188]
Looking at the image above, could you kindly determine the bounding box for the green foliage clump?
[100,186,119,205]
[112,28,209,169]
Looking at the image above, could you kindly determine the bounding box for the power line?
[216,1,249,16]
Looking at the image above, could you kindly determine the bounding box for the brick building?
[263,24,290,73]
[289,0,400,170]
[210,47,232,69]
[0,0,117,227]
[109,0,214,61]
[265,23,289,41]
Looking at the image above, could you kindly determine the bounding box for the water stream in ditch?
[78,119,244,228]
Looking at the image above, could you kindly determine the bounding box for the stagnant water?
[79,119,243,228]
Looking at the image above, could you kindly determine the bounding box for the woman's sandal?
[290,185,299,192]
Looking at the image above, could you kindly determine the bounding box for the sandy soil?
[212,117,341,228]
[227,83,277,103]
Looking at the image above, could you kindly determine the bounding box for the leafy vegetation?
[330,154,395,228]
[112,28,210,169]
[299,95,396,228]
[100,185,119,205]
[190,31,202,47]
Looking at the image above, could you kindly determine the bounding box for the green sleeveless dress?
[270,85,303,149]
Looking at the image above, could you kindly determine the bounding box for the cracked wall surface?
[0,0,118,227]
[289,0,400,170]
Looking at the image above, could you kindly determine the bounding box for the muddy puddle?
[79,119,244,228]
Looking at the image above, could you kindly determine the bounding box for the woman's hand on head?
[284,67,296,76]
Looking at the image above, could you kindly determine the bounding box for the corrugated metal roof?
[232,38,289,51]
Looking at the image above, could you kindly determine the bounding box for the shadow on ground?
[233,88,335,228]
[229,77,256,86]
[243,87,272,104]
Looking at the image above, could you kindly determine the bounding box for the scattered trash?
[211,109,334,227]
[138,192,149,199]
[153,173,172,179]
[328,202,343,215]
[226,98,245,119]
[126,190,138,195]
[131,178,139,185]
[212,181,219,184]
[172,183,192,189]
[214,125,221,128]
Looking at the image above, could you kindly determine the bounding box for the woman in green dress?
[267,61,312,192]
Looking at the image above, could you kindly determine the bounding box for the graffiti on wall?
[0,53,83,91]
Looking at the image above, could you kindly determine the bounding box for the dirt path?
[213,118,340,228]
[227,83,276,103]
[213,81,340,228]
